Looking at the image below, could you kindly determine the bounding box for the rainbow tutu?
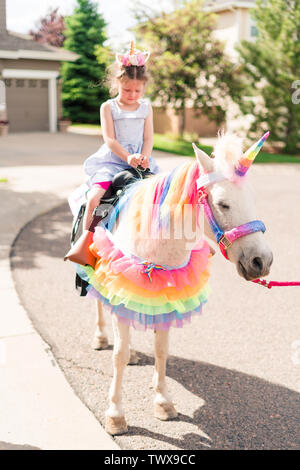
[78,226,211,330]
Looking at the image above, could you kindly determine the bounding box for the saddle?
[64,166,154,296]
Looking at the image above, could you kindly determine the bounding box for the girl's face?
[118,79,145,105]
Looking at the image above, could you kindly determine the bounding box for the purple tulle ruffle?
[87,285,206,330]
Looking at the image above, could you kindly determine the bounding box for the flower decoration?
[116,41,150,67]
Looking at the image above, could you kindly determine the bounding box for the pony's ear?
[192,143,214,174]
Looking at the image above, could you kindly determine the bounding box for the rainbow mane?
[117,161,201,237]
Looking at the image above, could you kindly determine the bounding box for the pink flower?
[129,55,139,66]
[137,53,146,66]
[122,54,130,66]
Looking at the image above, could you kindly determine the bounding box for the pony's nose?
[250,254,273,278]
[251,256,263,273]
[238,252,273,280]
[240,257,263,278]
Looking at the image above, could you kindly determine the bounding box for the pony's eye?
[218,201,230,210]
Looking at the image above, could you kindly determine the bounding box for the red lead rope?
[252,279,300,289]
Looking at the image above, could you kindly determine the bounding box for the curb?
[0,180,119,450]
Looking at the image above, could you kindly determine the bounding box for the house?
[153,0,257,137]
[0,0,78,133]
[204,0,257,58]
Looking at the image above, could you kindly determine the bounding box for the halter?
[196,176,266,261]
[196,173,300,289]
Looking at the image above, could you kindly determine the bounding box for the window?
[250,18,258,38]
[41,80,48,88]
[4,79,11,87]
[29,79,37,88]
[251,25,258,37]
[16,79,25,87]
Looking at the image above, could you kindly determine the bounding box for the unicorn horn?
[130,40,136,55]
[235,131,270,177]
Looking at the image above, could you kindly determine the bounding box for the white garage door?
[5,78,49,132]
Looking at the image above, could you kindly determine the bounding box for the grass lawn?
[70,123,101,129]
[69,124,300,163]
[153,134,300,164]
[0,177,8,183]
[153,133,212,157]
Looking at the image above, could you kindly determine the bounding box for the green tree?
[235,0,300,154]
[134,0,243,136]
[61,0,110,123]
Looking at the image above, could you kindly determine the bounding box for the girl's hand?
[138,155,149,169]
[127,153,142,168]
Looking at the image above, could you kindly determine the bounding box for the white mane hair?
[213,131,244,179]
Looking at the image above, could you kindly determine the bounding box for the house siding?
[153,106,219,137]
[0,0,6,34]
[240,8,250,40]
[0,58,61,72]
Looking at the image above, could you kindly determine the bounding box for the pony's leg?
[91,300,109,350]
[105,314,130,435]
[124,321,138,364]
[153,329,178,420]
[128,344,139,365]
[92,301,138,362]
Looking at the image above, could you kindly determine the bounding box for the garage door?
[5,78,49,132]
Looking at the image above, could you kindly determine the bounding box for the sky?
[6,0,176,50]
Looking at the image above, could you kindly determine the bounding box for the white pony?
[81,132,273,435]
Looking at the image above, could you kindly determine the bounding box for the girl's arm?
[141,104,154,164]
[100,101,130,162]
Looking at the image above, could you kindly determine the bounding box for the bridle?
[196,173,300,289]
[198,187,266,261]
[196,172,266,261]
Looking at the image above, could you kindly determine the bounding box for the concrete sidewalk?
[0,133,120,450]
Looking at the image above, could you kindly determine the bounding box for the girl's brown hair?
[108,64,149,96]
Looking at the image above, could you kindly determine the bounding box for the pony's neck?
[117,217,201,267]
[115,196,203,268]
[113,161,206,267]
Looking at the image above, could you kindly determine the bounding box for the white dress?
[83,98,160,187]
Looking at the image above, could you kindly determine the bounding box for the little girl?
[82,42,160,230]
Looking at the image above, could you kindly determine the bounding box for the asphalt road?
[11,164,300,450]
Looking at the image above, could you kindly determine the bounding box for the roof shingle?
[0,31,61,52]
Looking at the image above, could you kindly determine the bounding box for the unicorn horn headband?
[235,131,270,177]
[116,40,150,67]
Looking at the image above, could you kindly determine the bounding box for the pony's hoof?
[91,335,109,350]
[154,402,178,421]
[128,349,139,365]
[105,416,128,435]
